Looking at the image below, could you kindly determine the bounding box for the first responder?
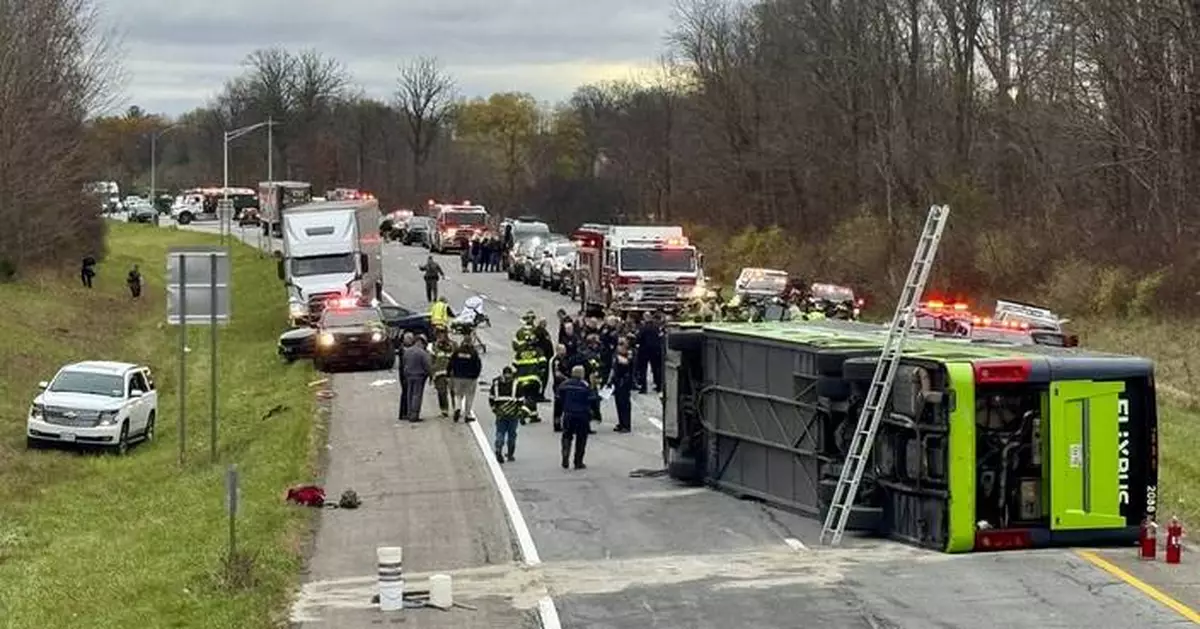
[430,296,453,329]
[515,310,536,344]
[512,323,543,422]
[430,329,456,418]
[489,366,531,463]
[803,299,827,321]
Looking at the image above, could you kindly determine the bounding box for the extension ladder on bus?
[819,204,950,546]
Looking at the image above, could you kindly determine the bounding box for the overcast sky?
[100,0,676,116]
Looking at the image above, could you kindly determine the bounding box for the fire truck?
[425,200,489,253]
[571,224,703,314]
[259,181,314,237]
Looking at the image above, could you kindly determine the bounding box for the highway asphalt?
[167,218,1199,628]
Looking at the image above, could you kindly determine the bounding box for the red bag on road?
[286,485,326,507]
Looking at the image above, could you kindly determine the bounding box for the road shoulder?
[289,345,535,626]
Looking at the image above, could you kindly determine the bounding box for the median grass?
[0,222,319,628]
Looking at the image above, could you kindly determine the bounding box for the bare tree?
[0,0,121,275]
[395,56,455,197]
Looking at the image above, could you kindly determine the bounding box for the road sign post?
[216,199,234,246]
[167,247,231,464]
[226,464,239,561]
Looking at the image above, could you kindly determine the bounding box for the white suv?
[27,361,158,455]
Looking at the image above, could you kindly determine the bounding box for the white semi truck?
[278,199,383,326]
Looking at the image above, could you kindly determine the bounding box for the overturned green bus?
[662,320,1158,552]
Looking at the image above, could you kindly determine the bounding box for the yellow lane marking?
[1076,550,1200,624]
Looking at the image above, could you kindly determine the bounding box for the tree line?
[25,0,1200,315]
[0,0,117,279]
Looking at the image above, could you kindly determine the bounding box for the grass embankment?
[1073,319,1200,527]
[0,222,319,628]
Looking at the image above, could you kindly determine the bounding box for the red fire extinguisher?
[1166,517,1183,564]
[1140,517,1158,560]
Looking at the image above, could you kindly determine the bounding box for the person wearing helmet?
[489,365,531,463]
[512,339,543,422]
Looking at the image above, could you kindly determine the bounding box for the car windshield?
[291,253,355,277]
[322,309,377,327]
[811,283,855,302]
[513,223,550,237]
[49,371,124,397]
[619,248,696,273]
[441,211,486,226]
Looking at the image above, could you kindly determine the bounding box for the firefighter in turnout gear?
[430,330,455,417]
[489,366,532,463]
[512,327,543,423]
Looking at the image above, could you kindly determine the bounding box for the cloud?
[100,0,677,115]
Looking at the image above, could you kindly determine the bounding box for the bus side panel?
[944,362,976,553]
[1123,375,1159,524]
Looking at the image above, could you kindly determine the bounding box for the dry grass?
[0,222,318,628]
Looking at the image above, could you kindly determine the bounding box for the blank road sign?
[166,246,231,325]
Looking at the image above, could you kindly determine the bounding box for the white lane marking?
[645,416,664,431]
[784,537,807,552]
[369,379,396,387]
[383,288,560,627]
[537,597,562,627]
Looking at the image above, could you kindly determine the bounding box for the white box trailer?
[278,199,382,324]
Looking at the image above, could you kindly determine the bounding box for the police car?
[311,302,396,372]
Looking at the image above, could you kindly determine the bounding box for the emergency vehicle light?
[327,297,357,309]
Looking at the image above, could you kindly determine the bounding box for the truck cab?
[427,201,489,252]
[596,226,702,313]
[278,199,382,325]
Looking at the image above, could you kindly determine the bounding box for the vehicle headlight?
[318,333,335,346]
[371,331,383,343]
[29,403,44,420]
[98,410,118,426]
[629,288,643,300]
[288,302,306,318]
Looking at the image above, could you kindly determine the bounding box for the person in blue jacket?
[557,365,599,470]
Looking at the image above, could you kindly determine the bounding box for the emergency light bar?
[923,300,969,311]
[326,297,358,309]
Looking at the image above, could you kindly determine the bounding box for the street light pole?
[222,119,275,245]
[150,124,179,211]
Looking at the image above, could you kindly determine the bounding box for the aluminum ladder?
[819,204,951,546]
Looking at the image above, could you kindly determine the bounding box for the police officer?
[558,365,598,469]
[489,366,530,463]
[573,334,604,430]
[635,312,663,394]
[419,255,444,302]
[533,318,554,401]
[512,322,543,422]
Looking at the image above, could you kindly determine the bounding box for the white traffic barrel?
[377,546,404,612]
[429,574,453,609]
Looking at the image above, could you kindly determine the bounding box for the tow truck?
[169,187,258,225]
[572,224,704,314]
[426,200,489,253]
